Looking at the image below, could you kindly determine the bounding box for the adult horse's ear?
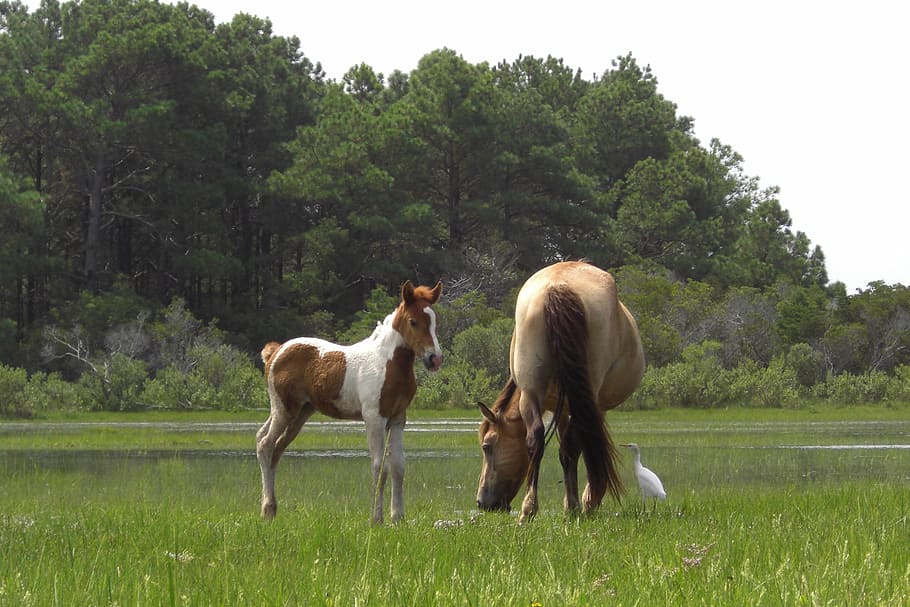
[478,401,497,423]
[401,280,415,304]
[429,281,442,304]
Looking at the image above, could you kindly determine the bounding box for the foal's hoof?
[261,502,277,519]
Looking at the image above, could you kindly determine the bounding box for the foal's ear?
[401,280,415,304]
[428,281,442,304]
[478,401,497,424]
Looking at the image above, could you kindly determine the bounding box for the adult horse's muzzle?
[476,485,511,512]
[476,497,511,512]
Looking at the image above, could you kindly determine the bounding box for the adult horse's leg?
[558,416,583,513]
[518,390,546,524]
[365,414,390,525]
[386,414,406,524]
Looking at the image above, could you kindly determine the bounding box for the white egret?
[621,443,666,500]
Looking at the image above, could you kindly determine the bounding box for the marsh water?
[2,417,909,510]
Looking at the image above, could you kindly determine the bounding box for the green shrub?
[630,342,807,409]
[449,317,512,387]
[0,364,30,417]
[0,367,90,416]
[784,342,826,388]
[624,366,670,410]
[140,367,194,409]
[730,355,801,408]
[885,365,910,402]
[187,344,262,410]
[812,371,893,404]
[77,353,148,411]
[414,360,499,409]
[666,341,731,407]
[142,344,261,410]
[435,291,509,346]
[24,371,88,412]
[628,342,731,409]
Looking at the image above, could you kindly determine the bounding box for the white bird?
[621,443,667,500]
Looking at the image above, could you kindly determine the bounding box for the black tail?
[544,285,622,503]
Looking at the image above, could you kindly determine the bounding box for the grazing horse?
[257,280,443,524]
[476,261,644,523]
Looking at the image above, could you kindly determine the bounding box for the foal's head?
[393,280,444,371]
[476,381,528,512]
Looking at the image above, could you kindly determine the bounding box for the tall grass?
[2,483,907,605]
[1,412,908,606]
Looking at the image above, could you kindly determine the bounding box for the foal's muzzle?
[424,352,443,372]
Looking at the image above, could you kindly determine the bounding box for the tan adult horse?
[257,280,442,524]
[476,261,644,523]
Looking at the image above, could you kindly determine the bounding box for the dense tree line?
[1,0,908,414]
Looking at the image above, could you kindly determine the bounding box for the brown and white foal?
[256,280,443,524]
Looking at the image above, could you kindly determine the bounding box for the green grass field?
[1,407,908,606]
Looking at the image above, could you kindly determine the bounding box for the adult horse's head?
[476,382,528,512]
[394,280,444,371]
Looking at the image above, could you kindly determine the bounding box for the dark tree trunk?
[85,144,105,293]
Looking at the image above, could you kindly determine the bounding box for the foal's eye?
[409,318,417,327]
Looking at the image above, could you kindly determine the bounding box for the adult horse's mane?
[488,378,518,416]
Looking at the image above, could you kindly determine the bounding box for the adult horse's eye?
[409,318,417,327]
[482,443,493,455]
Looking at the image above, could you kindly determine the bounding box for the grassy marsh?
[1,408,908,606]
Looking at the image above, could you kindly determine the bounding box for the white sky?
[148,1,910,290]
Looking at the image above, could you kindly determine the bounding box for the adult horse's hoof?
[518,498,537,525]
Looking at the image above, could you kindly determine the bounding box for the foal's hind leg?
[256,400,312,519]
[256,412,281,519]
[272,403,314,466]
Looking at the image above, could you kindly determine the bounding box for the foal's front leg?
[386,415,406,524]
[365,415,390,525]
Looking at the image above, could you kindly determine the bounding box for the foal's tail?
[544,285,622,503]
[261,341,283,376]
